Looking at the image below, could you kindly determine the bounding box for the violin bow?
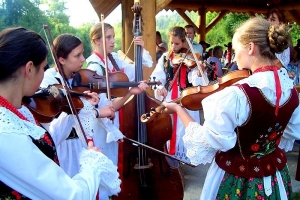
[100,14,112,102]
[43,25,88,145]
[185,36,209,85]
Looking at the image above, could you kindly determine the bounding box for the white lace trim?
[183,122,216,166]
[79,149,121,195]
[237,68,293,92]
[97,118,124,143]
[278,137,295,152]
[0,107,45,139]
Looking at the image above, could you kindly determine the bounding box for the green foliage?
[0,0,300,66]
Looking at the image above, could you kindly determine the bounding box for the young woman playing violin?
[151,26,207,166]
[0,27,121,199]
[40,33,147,189]
[162,17,300,199]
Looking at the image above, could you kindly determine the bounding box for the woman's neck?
[0,84,23,108]
[94,46,105,58]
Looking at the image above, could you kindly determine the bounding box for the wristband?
[93,108,100,118]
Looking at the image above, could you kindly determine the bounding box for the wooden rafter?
[287,10,300,25]
[176,8,197,28]
[206,11,228,33]
[156,0,172,13]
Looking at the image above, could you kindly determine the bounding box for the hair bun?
[268,24,290,54]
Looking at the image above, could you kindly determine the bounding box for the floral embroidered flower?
[257,183,263,191]
[251,143,260,152]
[239,165,245,172]
[269,132,277,140]
[277,158,282,163]
[226,160,231,166]
[254,166,260,172]
[266,164,271,170]
[236,188,240,194]
[12,190,21,200]
[249,177,254,182]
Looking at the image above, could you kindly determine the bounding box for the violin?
[22,85,89,123]
[141,69,251,123]
[72,69,161,96]
[171,48,202,69]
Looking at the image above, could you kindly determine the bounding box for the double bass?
[113,1,184,199]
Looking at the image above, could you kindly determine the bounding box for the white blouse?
[183,68,300,166]
[0,106,121,200]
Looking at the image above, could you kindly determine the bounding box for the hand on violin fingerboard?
[83,91,99,106]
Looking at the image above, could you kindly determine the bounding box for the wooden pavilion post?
[121,0,156,95]
[198,6,207,42]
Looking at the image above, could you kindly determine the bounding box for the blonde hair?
[89,22,113,49]
[168,26,186,43]
[235,17,290,60]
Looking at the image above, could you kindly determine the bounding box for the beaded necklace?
[0,95,29,121]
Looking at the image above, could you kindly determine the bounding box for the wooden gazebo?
[89,0,300,79]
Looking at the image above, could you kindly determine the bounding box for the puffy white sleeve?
[183,86,249,166]
[188,67,208,86]
[40,112,75,146]
[279,104,300,151]
[112,51,153,82]
[141,49,153,68]
[150,54,167,100]
[0,134,120,200]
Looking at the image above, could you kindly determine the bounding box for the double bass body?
[113,1,184,199]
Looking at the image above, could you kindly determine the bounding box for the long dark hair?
[0,27,48,82]
[53,34,82,61]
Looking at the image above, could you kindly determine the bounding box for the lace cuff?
[98,118,124,143]
[183,122,216,166]
[278,137,295,152]
[79,149,121,195]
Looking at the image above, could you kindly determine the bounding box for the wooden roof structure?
[89,0,300,80]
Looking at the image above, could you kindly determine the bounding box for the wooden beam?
[273,2,300,11]
[156,0,172,13]
[89,0,121,20]
[206,11,228,33]
[198,7,206,41]
[246,11,256,17]
[176,8,197,28]
[165,3,270,13]
[287,10,300,25]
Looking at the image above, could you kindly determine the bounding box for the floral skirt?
[216,165,293,199]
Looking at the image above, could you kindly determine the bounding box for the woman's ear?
[24,61,34,78]
[58,57,65,66]
[248,42,255,55]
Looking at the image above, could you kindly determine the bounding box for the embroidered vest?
[215,83,299,178]
[86,53,121,76]
[163,54,192,91]
[0,132,59,199]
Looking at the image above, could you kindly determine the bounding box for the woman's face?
[61,43,85,76]
[105,28,115,54]
[268,13,280,25]
[169,35,184,53]
[232,33,250,70]
[27,58,47,96]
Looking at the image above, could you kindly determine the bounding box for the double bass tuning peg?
[148,76,157,90]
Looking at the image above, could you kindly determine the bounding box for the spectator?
[184,25,203,56]
[223,42,235,68]
[207,45,223,80]
[267,9,291,67]
[200,41,211,60]
[156,31,168,53]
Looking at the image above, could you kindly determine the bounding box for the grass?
[293,191,300,200]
